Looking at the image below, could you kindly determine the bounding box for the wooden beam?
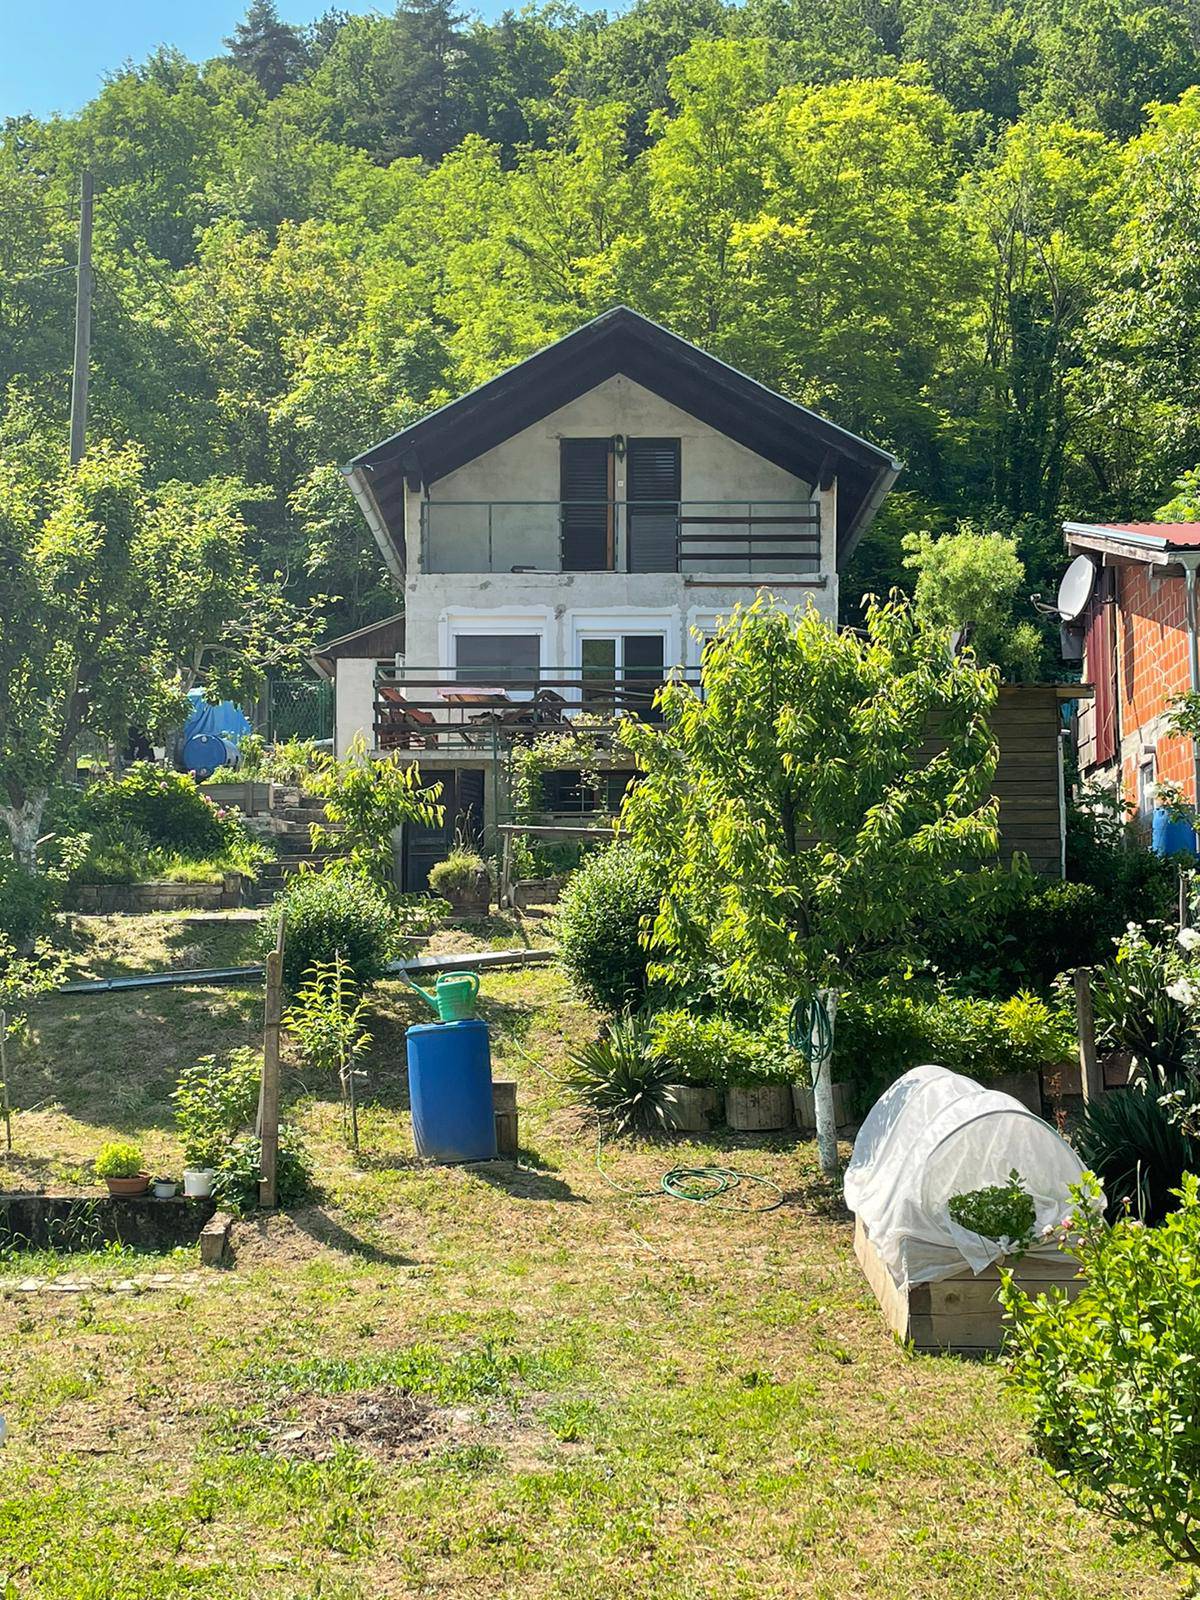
[1073,967,1103,1105]
[258,919,285,1208]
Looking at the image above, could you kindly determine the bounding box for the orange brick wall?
[1115,564,1195,804]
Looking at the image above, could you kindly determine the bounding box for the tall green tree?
[0,431,311,871]
[226,0,311,97]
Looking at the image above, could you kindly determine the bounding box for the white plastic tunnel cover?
[843,1064,1092,1288]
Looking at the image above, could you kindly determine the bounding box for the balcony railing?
[419,499,821,576]
[374,664,703,753]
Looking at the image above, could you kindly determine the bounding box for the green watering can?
[404,969,480,1022]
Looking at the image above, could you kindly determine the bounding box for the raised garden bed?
[70,873,248,913]
[0,1192,217,1251]
[854,1214,1082,1354]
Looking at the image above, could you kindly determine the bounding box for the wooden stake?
[0,1009,11,1153]
[258,918,285,1208]
[1180,868,1192,932]
[1073,966,1103,1105]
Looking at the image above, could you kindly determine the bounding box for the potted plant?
[181,1138,219,1198]
[428,846,491,917]
[646,1011,725,1132]
[94,1140,149,1196]
[152,1175,179,1199]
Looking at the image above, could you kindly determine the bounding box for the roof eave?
[343,463,405,580]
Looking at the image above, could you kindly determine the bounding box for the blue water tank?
[407,1019,497,1163]
[180,732,239,780]
[1152,809,1198,858]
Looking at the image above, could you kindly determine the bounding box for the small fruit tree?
[620,595,1001,1167]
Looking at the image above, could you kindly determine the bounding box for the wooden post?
[258,918,285,1208]
[1180,868,1192,932]
[493,1079,518,1157]
[1073,966,1103,1105]
[0,1009,11,1153]
[499,831,512,910]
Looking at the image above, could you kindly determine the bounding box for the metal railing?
[373,663,704,752]
[419,499,822,575]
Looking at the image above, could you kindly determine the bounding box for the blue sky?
[1,0,517,121]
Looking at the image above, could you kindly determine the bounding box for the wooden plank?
[1074,967,1103,1104]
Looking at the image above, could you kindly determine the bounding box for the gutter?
[1179,553,1200,810]
[341,463,405,583]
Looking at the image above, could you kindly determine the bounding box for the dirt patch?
[249,1386,442,1461]
[226,1208,333,1269]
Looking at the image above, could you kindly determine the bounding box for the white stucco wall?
[334,657,379,756]
[404,375,830,573]
[397,373,838,676]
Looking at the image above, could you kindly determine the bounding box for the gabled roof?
[343,307,902,572]
[1064,520,1200,563]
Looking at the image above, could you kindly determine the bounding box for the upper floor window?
[559,437,682,573]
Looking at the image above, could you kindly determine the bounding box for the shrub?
[94,1140,144,1180]
[1065,783,1175,927]
[836,986,1073,1116]
[428,847,489,895]
[562,1016,674,1134]
[919,869,1115,997]
[1002,1174,1200,1571]
[949,1169,1036,1247]
[172,1047,261,1170]
[212,1126,312,1213]
[84,763,236,859]
[259,871,396,993]
[557,845,663,1013]
[647,1008,794,1086]
[1075,1079,1200,1223]
[1087,923,1193,1081]
[0,856,59,946]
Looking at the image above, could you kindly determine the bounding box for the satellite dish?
[1057,554,1098,623]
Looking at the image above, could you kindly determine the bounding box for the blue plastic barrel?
[180,732,238,780]
[406,1019,497,1163]
[1152,808,1197,858]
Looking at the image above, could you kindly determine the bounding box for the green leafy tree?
[307,733,444,893]
[902,524,1044,678]
[619,595,1001,1012]
[0,432,311,873]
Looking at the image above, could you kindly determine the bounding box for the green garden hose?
[504,1033,785,1214]
[788,990,833,1082]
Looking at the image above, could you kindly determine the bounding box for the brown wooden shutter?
[1086,569,1118,765]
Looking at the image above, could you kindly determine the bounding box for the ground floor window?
[454,633,541,686]
[579,633,665,717]
[541,769,638,814]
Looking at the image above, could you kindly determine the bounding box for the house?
[1063,519,1200,821]
[320,306,1067,889]
[325,307,899,885]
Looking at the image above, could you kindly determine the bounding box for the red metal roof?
[1081,521,1200,546]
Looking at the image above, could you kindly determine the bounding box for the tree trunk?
[0,795,48,875]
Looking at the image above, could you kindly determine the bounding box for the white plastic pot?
[182,1168,215,1198]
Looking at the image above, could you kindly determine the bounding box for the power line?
[4,264,74,286]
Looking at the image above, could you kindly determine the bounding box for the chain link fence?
[268,679,333,744]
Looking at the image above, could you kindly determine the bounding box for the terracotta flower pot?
[104,1174,150,1197]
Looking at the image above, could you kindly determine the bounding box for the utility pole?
[69,171,94,467]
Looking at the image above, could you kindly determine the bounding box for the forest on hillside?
[5,0,1200,649]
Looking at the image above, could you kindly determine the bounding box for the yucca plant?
[1075,1079,1199,1223]
[562,1016,674,1135]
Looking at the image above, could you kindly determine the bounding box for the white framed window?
[438,607,554,697]
[1138,752,1156,828]
[569,608,677,719]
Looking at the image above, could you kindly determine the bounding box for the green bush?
[212,1126,312,1212]
[919,869,1115,996]
[84,763,238,859]
[172,1047,261,1170]
[428,846,488,895]
[562,1016,674,1134]
[557,845,663,1013]
[94,1140,145,1180]
[0,856,59,945]
[647,1008,794,1087]
[1002,1174,1200,1571]
[259,871,396,993]
[836,986,1073,1116]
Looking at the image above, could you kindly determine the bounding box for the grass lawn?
[0,913,1178,1599]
